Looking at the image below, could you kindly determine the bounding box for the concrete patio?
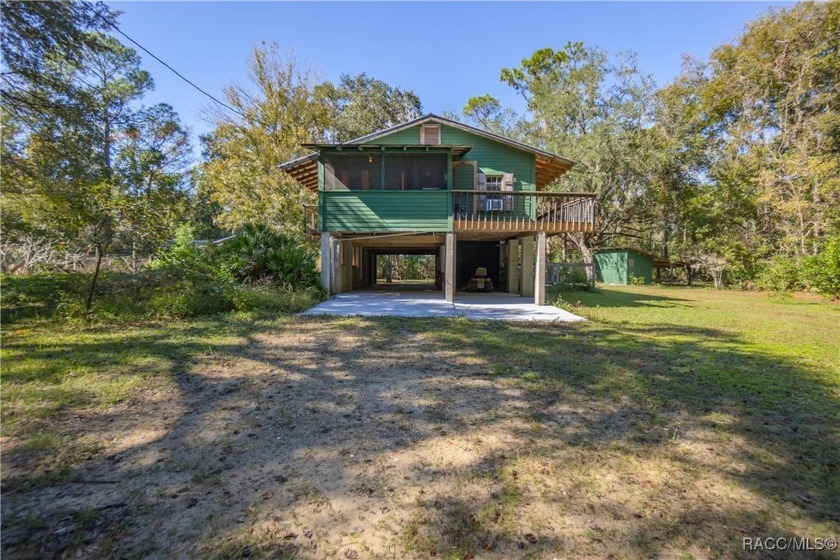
[302,286,584,322]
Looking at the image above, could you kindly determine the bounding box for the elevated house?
[280,115,596,305]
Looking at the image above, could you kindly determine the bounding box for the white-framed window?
[479,174,513,212]
[485,175,503,191]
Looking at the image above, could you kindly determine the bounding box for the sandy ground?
[3,314,836,559]
[4,319,548,558]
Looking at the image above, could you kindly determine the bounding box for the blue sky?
[112,1,791,150]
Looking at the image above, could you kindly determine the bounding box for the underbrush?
[2,224,325,325]
[548,283,598,310]
[2,273,323,325]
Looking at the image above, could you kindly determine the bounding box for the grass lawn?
[2,282,838,558]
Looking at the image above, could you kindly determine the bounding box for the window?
[420,124,441,145]
[477,173,514,212]
[384,154,447,190]
[485,175,503,191]
[324,154,381,190]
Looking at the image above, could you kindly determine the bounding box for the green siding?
[372,124,536,191]
[594,249,654,284]
[628,252,653,284]
[453,163,474,189]
[319,122,539,232]
[594,250,628,284]
[321,191,449,232]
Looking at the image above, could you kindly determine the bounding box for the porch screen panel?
[384,154,447,190]
[324,154,382,190]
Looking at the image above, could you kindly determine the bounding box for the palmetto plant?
[218,223,319,288]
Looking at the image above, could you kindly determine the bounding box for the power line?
[91,8,247,119]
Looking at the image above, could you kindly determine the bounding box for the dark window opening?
[324,154,382,190]
[384,154,447,190]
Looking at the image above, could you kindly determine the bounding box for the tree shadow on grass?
[433,319,839,509]
[550,285,692,309]
[1,313,838,558]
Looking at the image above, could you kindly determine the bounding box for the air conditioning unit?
[485,198,504,211]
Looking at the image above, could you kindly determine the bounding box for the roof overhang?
[303,143,473,158]
[279,152,319,192]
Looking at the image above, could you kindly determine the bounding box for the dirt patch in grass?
[2,289,839,558]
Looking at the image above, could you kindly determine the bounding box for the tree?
[58,31,154,308]
[1,1,117,243]
[501,44,662,274]
[114,103,193,257]
[657,2,840,286]
[1,0,115,121]
[198,47,425,232]
[198,44,330,231]
[701,2,839,261]
[2,12,194,309]
[462,94,521,137]
[318,73,422,142]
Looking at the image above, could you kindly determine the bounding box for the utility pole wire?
[91,8,247,119]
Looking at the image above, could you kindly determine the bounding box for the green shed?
[594,248,654,285]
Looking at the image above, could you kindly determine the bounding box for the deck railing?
[308,192,596,234]
[302,204,319,234]
[451,190,596,233]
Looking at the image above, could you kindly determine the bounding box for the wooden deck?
[305,191,596,236]
[452,219,595,234]
[451,190,595,234]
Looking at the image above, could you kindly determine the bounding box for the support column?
[339,241,353,293]
[507,239,519,294]
[445,233,457,302]
[520,235,535,298]
[320,232,332,293]
[535,232,546,305]
[353,245,362,289]
[331,237,341,293]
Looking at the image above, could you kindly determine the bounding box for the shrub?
[721,242,763,288]
[803,234,840,298]
[150,225,217,283]
[5,223,326,324]
[566,267,590,286]
[628,274,647,286]
[227,284,323,314]
[756,255,806,292]
[215,223,320,289]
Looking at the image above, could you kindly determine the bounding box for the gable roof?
[280,114,576,192]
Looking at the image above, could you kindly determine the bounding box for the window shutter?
[476,172,487,214]
[420,124,440,145]
[502,173,515,190]
[502,172,514,211]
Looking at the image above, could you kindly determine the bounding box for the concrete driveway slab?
[302,290,584,322]
[302,291,456,318]
[453,295,585,322]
